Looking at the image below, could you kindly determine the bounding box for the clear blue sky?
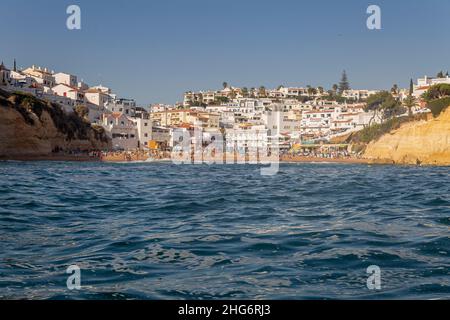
[1,0,450,105]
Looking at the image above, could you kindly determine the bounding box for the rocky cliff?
[363,108,450,165]
[0,89,111,157]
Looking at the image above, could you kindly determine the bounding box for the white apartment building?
[22,65,55,87]
[85,88,111,107]
[300,109,334,137]
[278,87,309,98]
[9,71,36,88]
[414,75,450,98]
[225,125,268,153]
[105,98,136,116]
[342,89,379,100]
[54,72,78,87]
[101,113,138,150]
[52,83,85,104]
[133,115,153,149]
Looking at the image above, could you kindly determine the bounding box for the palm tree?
[222,82,228,89]
[258,86,267,97]
[307,86,317,96]
[391,84,399,96]
[317,86,324,95]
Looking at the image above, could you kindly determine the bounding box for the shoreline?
[0,154,371,165]
[2,154,448,166]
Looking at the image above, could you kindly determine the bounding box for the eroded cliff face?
[0,90,111,157]
[363,108,450,165]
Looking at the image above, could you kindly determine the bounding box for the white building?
[342,89,379,100]
[105,98,136,116]
[85,88,111,107]
[300,109,334,137]
[414,75,450,98]
[225,125,268,153]
[9,71,36,88]
[0,62,11,85]
[52,83,85,104]
[133,115,153,149]
[54,72,78,87]
[101,113,138,150]
[22,65,55,87]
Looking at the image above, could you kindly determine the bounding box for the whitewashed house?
[0,62,11,85]
[22,65,55,87]
[133,113,153,149]
[101,113,139,150]
[54,72,78,87]
[52,83,85,104]
[85,88,111,107]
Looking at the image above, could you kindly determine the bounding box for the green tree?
[365,91,405,122]
[215,96,230,104]
[241,87,249,97]
[403,79,417,116]
[307,86,317,96]
[75,105,89,120]
[258,86,267,97]
[222,82,228,89]
[391,84,399,95]
[422,83,450,101]
[317,86,324,95]
[338,70,350,94]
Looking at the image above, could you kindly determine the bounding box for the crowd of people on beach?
[50,148,168,161]
[49,146,360,163]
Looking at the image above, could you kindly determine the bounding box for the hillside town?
[0,59,440,160]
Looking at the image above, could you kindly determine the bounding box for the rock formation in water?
[363,107,450,165]
[0,88,111,157]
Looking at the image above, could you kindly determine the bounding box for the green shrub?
[1,91,109,143]
[349,113,428,144]
[426,97,450,117]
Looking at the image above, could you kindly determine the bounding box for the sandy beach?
[1,153,371,165]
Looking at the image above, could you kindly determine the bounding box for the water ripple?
[0,161,449,299]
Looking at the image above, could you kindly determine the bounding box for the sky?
[1,0,450,105]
